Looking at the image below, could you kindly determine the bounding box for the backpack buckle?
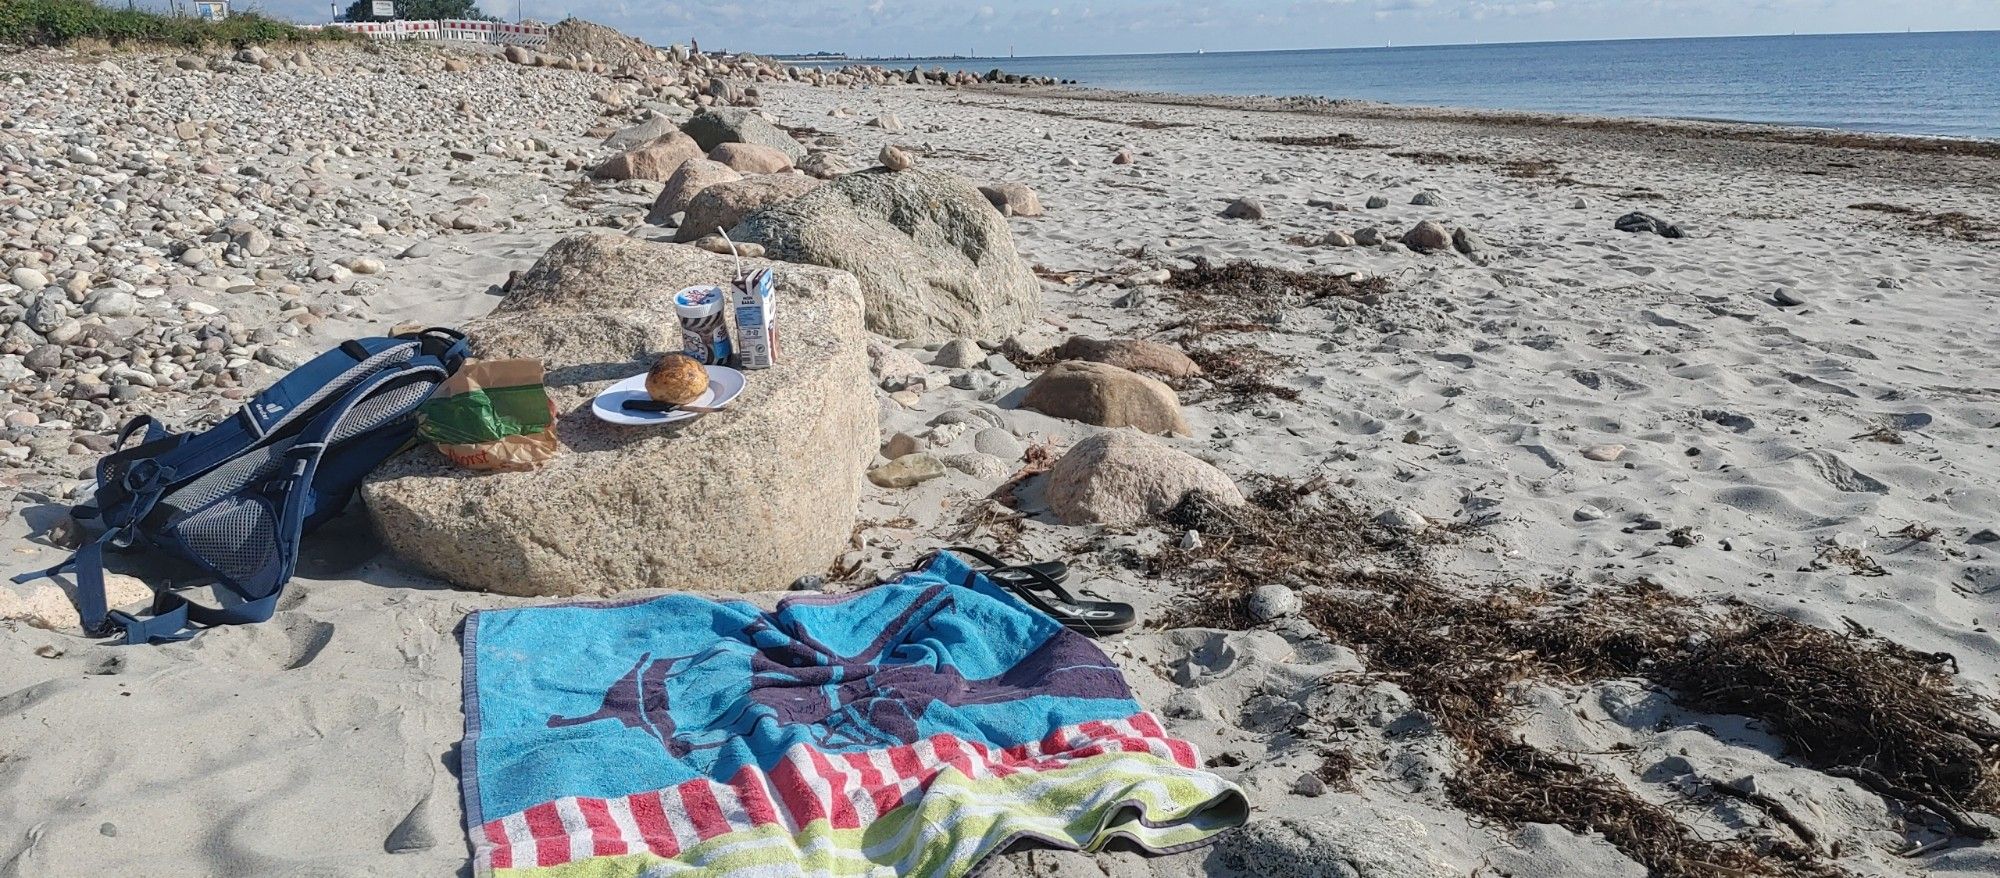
[120,459,168,494]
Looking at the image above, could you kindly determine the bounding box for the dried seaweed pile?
[1163,257,1389,332]
[1151,477,2000,875]
[1254,133,1383,148]
[1387,150,1569,180]
[1849,202,1998,242]
[1175,343,1300,405]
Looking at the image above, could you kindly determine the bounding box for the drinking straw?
[718,227,745,280]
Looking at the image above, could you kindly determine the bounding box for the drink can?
[673,285,734,365]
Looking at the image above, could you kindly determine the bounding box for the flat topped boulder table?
[361,233,874,597]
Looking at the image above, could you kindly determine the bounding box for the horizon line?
[808,26,1999,63]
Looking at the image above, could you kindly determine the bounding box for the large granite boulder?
[680,107,806,162]
[592,132,702,182]
[1045,430,1241,527]
[1021,360,1189,436]
[647,158,741,225]
[671,175,820,244]
[730,166,1040,342]
[360,232,874,597]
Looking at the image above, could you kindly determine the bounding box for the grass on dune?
[0,0,350,48]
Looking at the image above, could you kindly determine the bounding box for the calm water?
[829,32,2000,140]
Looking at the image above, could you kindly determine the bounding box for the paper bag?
[416,359,560,472]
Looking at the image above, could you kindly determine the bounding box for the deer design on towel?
[546,584,1127,754]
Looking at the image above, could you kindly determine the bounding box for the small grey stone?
[254,347,301,369]
[1247,583,1301,622]
[971,427,1023,460]
[23,345,62,372]
[1575,504,1607,522]
[1773,288,1808,307]
[867,453,945,488]
[1451,227,1482,255]
[1364,195,1389,209]
[1409,190,1446,206]
[24,295,66,334]
[881,432,923,459]
[9,267,50,290]
[1291,773,1327,797]
[1222,196,1266,220]
[930,338,984,369]
[84,290,138,317]
[1352,227,1383,246]
[398,241,436,259]
[1375,507,1427,533]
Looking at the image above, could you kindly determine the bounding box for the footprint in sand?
[1782,371,1858,397]
[284,619,337,670]
[1799,450,1890,494]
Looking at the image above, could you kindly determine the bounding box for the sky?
[230,0,2000,57]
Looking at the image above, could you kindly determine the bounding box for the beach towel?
[458,551,1247,877]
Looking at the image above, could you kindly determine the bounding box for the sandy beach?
[3,29,2000,878]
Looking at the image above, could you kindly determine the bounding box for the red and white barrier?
[322,19,548,47]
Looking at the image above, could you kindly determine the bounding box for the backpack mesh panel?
[327,379,434,444]
[176,499,279,586]
[265,343,417,437]
[160,439,297,515]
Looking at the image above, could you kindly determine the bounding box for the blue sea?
[826,31,2000,140]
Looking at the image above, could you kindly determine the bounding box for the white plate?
[590,365,746,426]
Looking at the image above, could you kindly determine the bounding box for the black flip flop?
[988,559,1068,590]
[941,546,1137,637]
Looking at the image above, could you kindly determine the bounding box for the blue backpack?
[13,328,469,645]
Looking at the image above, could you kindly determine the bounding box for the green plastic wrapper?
[416,359,560,471]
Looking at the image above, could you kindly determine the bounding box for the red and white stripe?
[474,712,1198,871]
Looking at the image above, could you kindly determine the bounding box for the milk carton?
[732,267,777,370]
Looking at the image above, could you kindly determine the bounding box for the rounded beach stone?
[1247,583,1301,622]
[602,116,680,151]
[647,158,741,225]
[878,144,914,171]
[708,142,794,174]
[1222,196,1265,220]
[1051,336,1202,380]
[1021,360,1189,436]
[978,182,1043,217]
[591,132,703,181]
[361,233,873,597]
[1046,430,1242,527]
[1402,220,1451,253]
